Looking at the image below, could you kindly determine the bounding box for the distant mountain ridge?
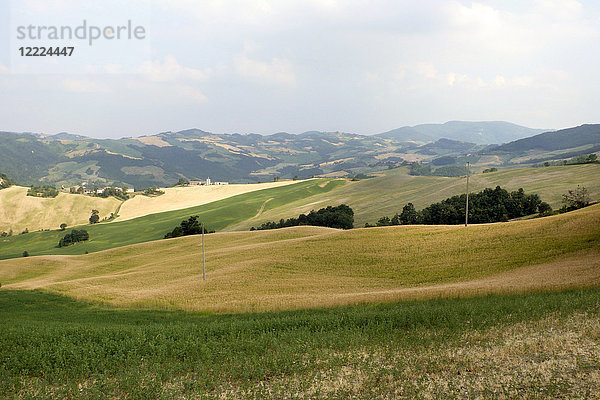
[2,122,595,188]
[377,121,549,145]
[490,124,600,152]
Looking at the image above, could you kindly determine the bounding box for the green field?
[0,179,344,260]
[227,163,600,229]
[1,288,598,399]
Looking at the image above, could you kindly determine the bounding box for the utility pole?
[465,162,470,227]
[202,222,206,281]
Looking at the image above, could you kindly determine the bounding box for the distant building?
[213,181,229,185]
[189,180,201,186]
[96,188,104,194]
[125,188,135,193]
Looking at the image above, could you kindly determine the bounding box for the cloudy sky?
[1,0,599,138]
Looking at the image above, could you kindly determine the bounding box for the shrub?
[562,186,590,211]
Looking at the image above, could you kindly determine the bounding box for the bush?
[561,186,590,211]
[58,230,89,248]
[22,251,29,257]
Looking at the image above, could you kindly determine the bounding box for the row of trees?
[372,186,551,226]
[251,204,354,230]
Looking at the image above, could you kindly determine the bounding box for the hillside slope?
[0,186,120,233]
[0,179,345,259]
[115,180,301,222]
[1,204,599,313]
[227,163,600,229]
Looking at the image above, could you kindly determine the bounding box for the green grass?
[1,288,598,399]
[0,179,344,260]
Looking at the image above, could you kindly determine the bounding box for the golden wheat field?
[2,204,599,313]
[0,186,121,233]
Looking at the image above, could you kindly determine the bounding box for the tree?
[538,202,552,215]
[562,186,590,210]
[89,209,100,224]
[399,203,419,225]
[22,251,29,257]
[60,223,67,231]
[175,177,188,186]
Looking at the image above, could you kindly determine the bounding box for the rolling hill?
[0,179,345,259]
[483,124,600,164]
[1,163,598,258]
[2,203,598,313]
[0,186,121,234]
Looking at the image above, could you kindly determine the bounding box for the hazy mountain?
[377,121,548,145]
[490,124,600,152]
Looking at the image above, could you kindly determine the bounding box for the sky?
[0,0,599,138]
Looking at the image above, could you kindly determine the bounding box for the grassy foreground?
[1,288,599,399]
[0,179,344,260]
[2,204,599,312]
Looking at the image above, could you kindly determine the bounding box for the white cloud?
[138,55,211,82]
[235,55,296,86]
[62,78,111,93]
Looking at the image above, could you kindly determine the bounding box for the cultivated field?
[228,163,600,229]
[0,179,345,260]
[0,186,120,233]
[116,180,302,221]
[2,204,599,313]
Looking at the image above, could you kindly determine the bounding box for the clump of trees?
[97,187,129,200]
[482,167,498,173]
[251,204,354,231]
[164,216,215,239]
[27,185,59,198]
[143,186,165,196]
[58,229,89,247]
[534,153,599,168]
[372,186,551,226]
